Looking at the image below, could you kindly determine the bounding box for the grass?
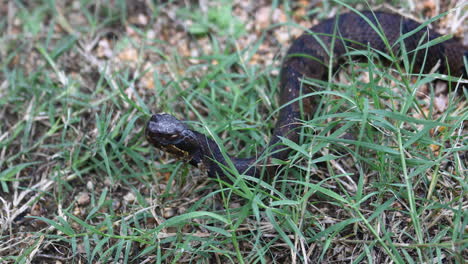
[0,0,467,263]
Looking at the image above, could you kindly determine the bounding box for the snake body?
[146,11,467,179]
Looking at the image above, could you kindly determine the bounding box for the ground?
[0,0,467,263]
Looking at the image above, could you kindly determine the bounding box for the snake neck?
[188,131,257,178]
[189,62,312,179]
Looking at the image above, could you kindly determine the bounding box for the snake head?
[146,114,201,159]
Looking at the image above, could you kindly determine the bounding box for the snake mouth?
[145,120,190,158]
[145,128,183,146]
[158,143,191,158]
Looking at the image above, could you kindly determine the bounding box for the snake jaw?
[146,114,201,160]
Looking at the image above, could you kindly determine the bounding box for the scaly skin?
[146,11,467,179]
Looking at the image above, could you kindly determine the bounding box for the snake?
[146,11,467,179]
